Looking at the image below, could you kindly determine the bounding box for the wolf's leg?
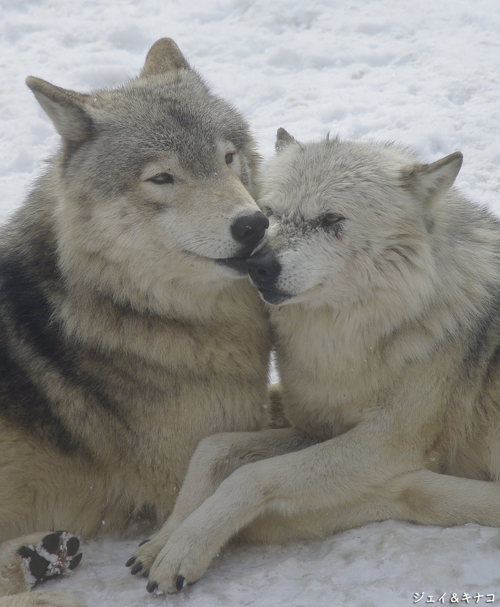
[238,470,500,543]
[0,532,82,597]
[0,591,85,607]
[127,428,314,576]
[144,426,500,593]
[382,469,500,525]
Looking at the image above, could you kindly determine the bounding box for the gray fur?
[0,39,271,605]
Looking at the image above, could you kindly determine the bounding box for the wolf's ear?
[275,128,298,153]
[403,152,463,208]
[26,77,92,143]
[140,38,190,77]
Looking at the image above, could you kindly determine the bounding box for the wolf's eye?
[225,152,235,165]
[322,213,343,227]
[149,173,174,185]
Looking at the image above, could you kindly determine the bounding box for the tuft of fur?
[0,38,272,603]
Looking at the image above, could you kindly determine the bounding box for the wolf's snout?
[245,250,281,287]
[231,212,269,248]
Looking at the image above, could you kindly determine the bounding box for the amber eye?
[225,152,235,165]
[149,173,174,185]
[322,212,343,226]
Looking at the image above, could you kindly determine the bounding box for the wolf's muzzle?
[244,249,282,288]
[230,212,269,248]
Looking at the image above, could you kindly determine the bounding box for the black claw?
[66,536,80,557]
[147,581,158,594]
[69,552,83,570]
[41,532,61,554]
[176,575,185,592]
[142,572,149,578]
[125,556,136,568]
[138,539,150,547]
[131,562,143,575]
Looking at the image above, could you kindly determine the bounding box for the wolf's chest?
[273,311,389,434]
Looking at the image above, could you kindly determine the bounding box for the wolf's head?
[247,129,462,311]
[26,39,268,310]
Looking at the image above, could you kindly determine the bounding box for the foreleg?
[127,428,315,576]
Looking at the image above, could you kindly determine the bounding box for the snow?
[1,0,500,605]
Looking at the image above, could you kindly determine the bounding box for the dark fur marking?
[0,255,63,366]
[0,315,78,453]
[291,216,346,239]
[0,251,130,451]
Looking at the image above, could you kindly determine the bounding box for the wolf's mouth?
[253,286,291,306]
[214,255,252,274]
[214,239,268,275]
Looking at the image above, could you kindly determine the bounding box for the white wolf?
[129,129,500,594]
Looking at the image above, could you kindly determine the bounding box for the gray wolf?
[128,129,500,594]
[0,39,271,606]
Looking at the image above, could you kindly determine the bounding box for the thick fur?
[0,39,272,604]
[130,131,500,594]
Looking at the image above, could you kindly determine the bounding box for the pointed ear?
[275,128,298,153]
[140,38,190,78]
[26,76,92,143]
[402,152,463,207]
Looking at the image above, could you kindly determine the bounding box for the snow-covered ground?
[1,0,500,605]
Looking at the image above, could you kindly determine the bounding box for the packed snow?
[1,0,500,605]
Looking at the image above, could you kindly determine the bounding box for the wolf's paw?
[17,532,82,589]
[126,532,168,579]
[144,530,216,595]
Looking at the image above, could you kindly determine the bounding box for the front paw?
[126,531,169,579]
[145,531,217,595]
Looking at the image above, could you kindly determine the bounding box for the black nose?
[244,249,281,287]
[231,212,269,248]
